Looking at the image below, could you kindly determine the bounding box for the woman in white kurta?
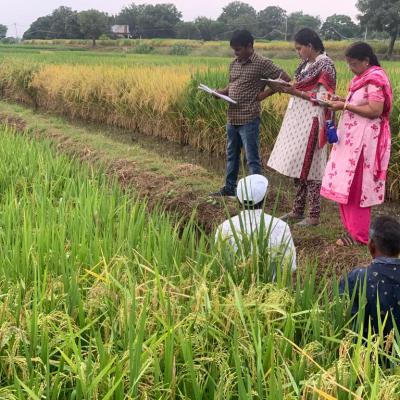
[267,28,336,226]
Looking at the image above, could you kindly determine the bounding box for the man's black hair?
[230,30,254,47]
[370,216,400,257]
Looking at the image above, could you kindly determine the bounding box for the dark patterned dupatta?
[295,54,337,152]
[294,54,336,93]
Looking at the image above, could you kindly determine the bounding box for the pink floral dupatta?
[349,66,393,180]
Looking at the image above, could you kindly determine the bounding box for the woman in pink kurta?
[321,42,392,246]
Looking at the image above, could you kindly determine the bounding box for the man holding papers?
[210,30,291,197]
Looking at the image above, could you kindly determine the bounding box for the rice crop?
[0,49,399,199]
[0,123,399,398]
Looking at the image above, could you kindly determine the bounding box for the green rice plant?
[0,123,397,398]
[133,43,154,54]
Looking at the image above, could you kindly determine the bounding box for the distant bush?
[170,44,191,56]
[134,43,154,54]
[1,37,19,45]
[99,34,113,40]
[97,39,117,47]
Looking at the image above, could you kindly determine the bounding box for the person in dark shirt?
[210,30,291,197]
[339,216,400,336]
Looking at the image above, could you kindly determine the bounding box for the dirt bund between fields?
[0,112,234,232]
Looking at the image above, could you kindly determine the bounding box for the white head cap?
[236,174,269,205]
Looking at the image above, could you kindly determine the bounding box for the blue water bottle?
[326,120,338,144]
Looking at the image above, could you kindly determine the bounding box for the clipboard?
[198,84,237,105]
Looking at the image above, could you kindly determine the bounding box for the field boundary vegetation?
[12,38,400,59]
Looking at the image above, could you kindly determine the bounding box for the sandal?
[280,212,304,222]
[336,233,358,247]
[296,217,320,227]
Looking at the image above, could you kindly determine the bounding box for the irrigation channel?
[71,116,306,194]
[82,115,400,215]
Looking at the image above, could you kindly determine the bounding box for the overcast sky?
[1,0,359,37]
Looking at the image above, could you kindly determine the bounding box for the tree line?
[3,0,400,56]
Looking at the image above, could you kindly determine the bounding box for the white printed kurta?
[267,85,328,181]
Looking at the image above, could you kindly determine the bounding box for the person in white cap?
[215,174,297,272]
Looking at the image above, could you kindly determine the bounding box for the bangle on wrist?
[343,101,348,111]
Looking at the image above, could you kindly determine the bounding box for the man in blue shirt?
[339,216,400,336]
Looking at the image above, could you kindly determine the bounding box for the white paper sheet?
[198,84,237,105]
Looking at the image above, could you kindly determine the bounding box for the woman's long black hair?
[294,28,325,54]
[345,42,380,67]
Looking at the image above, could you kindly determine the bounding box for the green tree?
[116,3,182,38]
[321,14,360,40]
[176,22,201,40]
[23,16,53,39]
[116,3,140,35]
[139,4,182,38]
[23,7,81,40]
[287,12,321,39]
[194,17,226,41]
[50,6,81,39]
[257,6,287,40]
[78,9,109,46]
[357,0,400,58]
[218,1,257,35]
[0,24,7,39]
